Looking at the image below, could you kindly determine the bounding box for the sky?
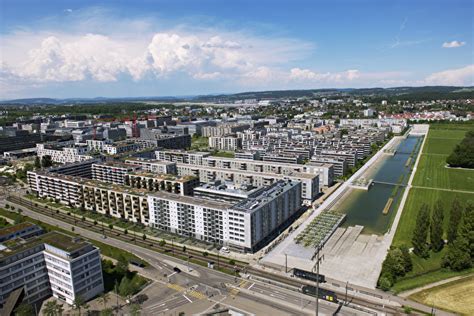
[0,0,473,99]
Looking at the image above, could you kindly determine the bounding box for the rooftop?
[149,190,232,210]
[232,179,299,213]
[0,222,38,238]
[0,231,90,259]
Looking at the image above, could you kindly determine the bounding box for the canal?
[331,135,423,235]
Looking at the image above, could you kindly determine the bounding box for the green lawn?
[412,155,474,191]
[411,123,474,191]
[423,137,461,155]
[190,136,209,151]
[211,151,235,158]
[393,188,474,247]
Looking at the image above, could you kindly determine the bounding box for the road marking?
[188,290,207,300]
[167,271,177,278]
[183,295,192,303]
[248,283,255,290]
[167,283,186,292]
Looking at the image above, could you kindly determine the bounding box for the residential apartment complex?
[148,180,301,252]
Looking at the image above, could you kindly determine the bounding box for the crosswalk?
[167,283,186,292]
[188,289,207,299]
[228,280,253,298]
[167,283,207,300]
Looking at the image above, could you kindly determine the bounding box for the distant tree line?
[446,130,474,169]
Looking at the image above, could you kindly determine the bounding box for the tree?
[99,292,110,310]
[448,197,463,244]
[412,204,430,258]
[100,309,114,316]
[378,276,392,291]
[41,155,53,168]
[129,303,141,316]
[430,201,445,252]
[382,248,406,278]
[73,296,86,316]
[116,254,129,275]
[399,245,413,273]
[457,203,474,260]
[442,203,474,271]
[14,303,34,316]
[119,276,134,297]
[44,300,64,316]
[446,131,474,168]
[34,156,41,169]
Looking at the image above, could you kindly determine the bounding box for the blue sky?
[1,0,473,98]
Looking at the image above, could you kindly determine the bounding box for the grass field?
[393,188,474,247]
[413,155,474,191]
[410,275,474,315]
[412,123,474,191]
[390,122,474,293]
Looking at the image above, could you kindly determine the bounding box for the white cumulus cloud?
[442,41,466,48]
[424,64,474,85]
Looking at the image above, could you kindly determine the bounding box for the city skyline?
[1,0,473,98]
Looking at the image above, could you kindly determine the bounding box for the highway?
[5,197,370,316]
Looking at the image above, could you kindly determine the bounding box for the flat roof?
[128,171,196,183]
[149,190,232,210]
[125,157,176,165]
[232,180,298,213]
[0,231,90,259]
[176,163,317,180]
[0,222,38,238]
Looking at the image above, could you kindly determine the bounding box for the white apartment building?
[208,135,242,151]
[147,180,301,252]
[0,229,103,308]
[176,163,318,202]
[103,141,139,155]
[86,139,112,152]
[27,171,84,208]
[124,158,177,174]
[37,143,92,164]
[92,162,141,185]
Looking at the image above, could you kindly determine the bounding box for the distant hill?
[1,86,473,105]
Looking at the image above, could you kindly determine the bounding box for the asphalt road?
[7,200,368,316]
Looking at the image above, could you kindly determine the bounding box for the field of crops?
[410,275,474,315]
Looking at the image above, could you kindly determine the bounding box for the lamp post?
[312,244,324,316]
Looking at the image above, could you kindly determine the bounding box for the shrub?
[378,276,392,291]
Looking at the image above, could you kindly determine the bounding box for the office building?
[0,227,103,308]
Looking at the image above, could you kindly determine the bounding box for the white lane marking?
[248,283,255,290]
[168,271,177,278]
[183,295,192,303]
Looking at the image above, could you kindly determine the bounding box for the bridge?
[372,180,408,187]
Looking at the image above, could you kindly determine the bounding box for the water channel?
[331,135,424,235]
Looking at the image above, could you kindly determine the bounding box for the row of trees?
[442,202,473,271]
[446,130,474,169]
[411,201,445,258]
[34,155,53,169]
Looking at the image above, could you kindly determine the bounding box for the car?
[173,267,181,273]
[220,247,230,253]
